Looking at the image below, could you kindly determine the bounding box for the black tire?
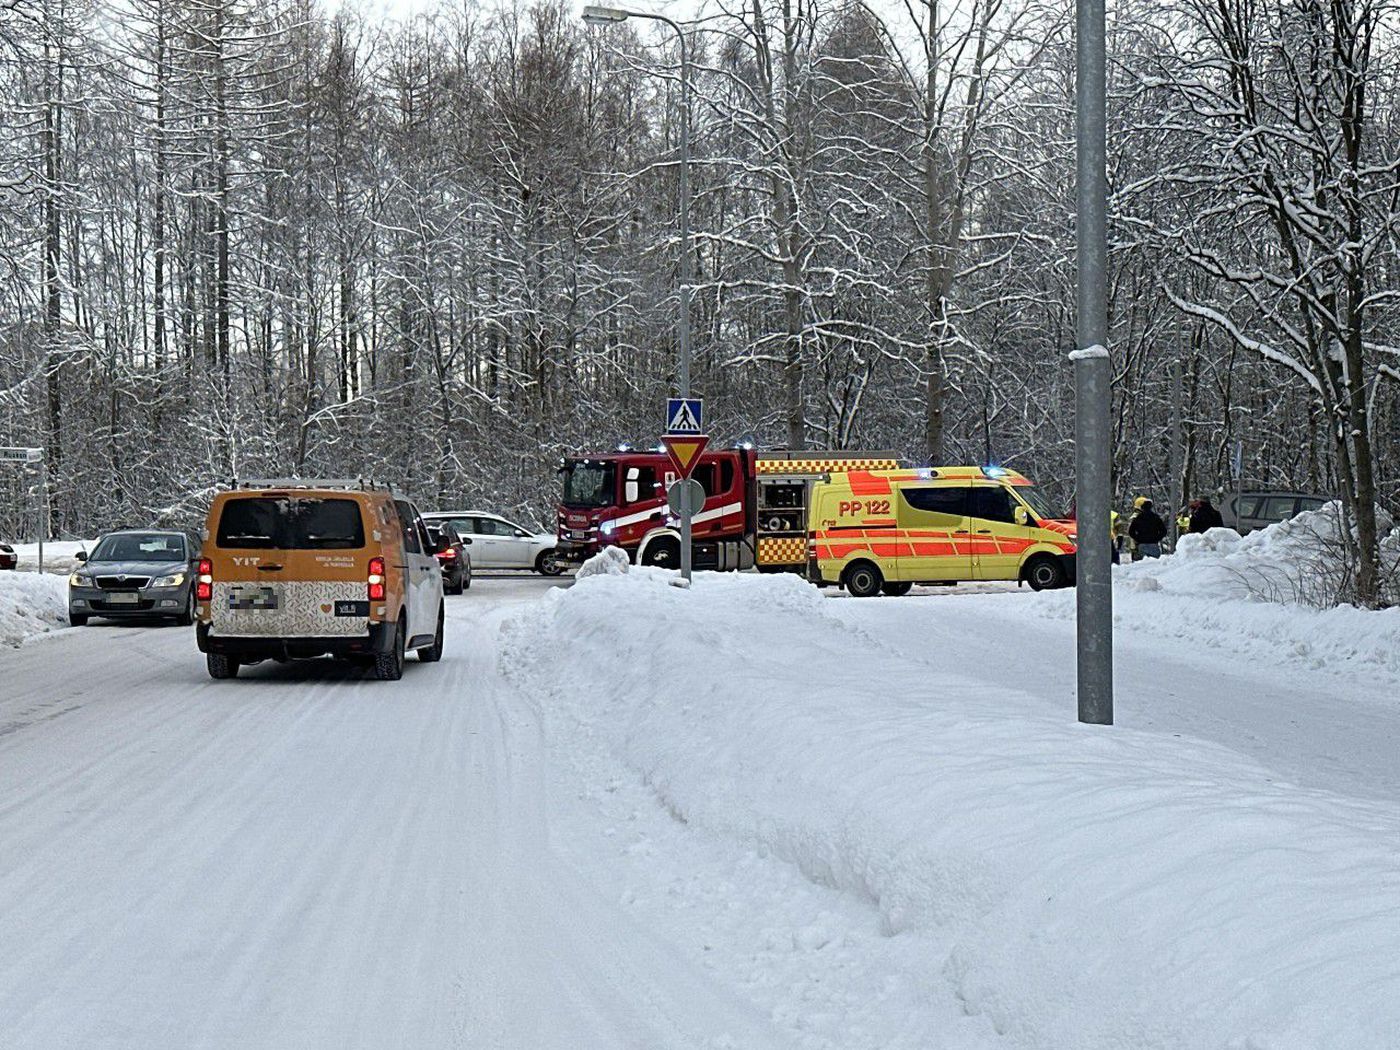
[881,581,913,597]
[206,652,239,679]
[447,572,464,596]
[374,617,406,680]
[418,604,444,662]
[462,561,472,590]
[842,561,883,598]
[1024,555,1066,592]
[535,549,565,576]
[641,538,680,569]
[175,589,195,626]
[69,612,89,627]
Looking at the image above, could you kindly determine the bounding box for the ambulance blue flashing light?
[983,465,1008,478]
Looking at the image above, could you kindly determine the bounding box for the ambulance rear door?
[896,485,972,582]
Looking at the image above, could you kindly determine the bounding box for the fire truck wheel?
[842,561,883,598]
[641,537,680,569]
[1024,555,1065,591]
[880,581,913,597]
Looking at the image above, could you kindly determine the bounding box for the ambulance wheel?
[641,538,680,569]
[1024,555,1065,591]
[881,582,913,597]
[842,561,883,598]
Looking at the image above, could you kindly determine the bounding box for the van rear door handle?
[257,564,284,572]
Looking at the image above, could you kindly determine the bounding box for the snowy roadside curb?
[503,569,1400,1050]
[0,571,70,648]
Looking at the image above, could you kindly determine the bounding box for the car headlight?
[68,572,92,587]
[152,571,186,588]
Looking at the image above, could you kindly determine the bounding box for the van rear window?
[216,497,365,550]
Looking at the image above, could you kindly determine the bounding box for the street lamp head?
[582,5,630,24]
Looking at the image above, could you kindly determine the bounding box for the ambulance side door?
[896,486,972,582]
[968,484,1030,580]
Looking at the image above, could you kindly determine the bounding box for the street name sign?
[0,447,43,463]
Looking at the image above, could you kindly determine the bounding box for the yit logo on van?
[232,556,262,566]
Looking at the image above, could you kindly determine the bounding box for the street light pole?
[1074,0,1113,724]
[582,5,694,582]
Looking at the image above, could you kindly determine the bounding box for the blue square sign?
[665,398,703,434]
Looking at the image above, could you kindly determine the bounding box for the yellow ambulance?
[807,466,1077,596]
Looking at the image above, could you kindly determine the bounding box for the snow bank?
[1009,507,1400,682]
[0,570,69,646]
[505,569,1400,1050]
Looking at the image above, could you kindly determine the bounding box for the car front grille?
[95,575,151,589]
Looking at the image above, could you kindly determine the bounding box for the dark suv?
[1222,491,1330,535]
[68,530,198,626]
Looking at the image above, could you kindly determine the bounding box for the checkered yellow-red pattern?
[756,457,900,476]
[757,537,808,564]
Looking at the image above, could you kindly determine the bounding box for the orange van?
[195,480,445,680]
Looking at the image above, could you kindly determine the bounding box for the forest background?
[2,0,1397,597]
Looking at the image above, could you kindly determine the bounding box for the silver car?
[68,530,198,627]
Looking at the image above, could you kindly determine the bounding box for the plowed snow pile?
[1031,506,1400,680]
[0,571,68,646]
[506,562,1400,1050]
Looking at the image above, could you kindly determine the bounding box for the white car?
[422,511,565,574]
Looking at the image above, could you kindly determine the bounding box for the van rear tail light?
[367,556,386,601]
[196,558,213,601]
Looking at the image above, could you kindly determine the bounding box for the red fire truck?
[555,447,902,571]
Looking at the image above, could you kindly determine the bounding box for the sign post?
[663,400,704,584]
[1,448,45,572]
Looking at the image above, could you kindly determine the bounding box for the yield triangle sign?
[662,434,709,479]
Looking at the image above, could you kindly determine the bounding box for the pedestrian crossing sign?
[665,398,703,435]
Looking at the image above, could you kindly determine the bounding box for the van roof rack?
[233,477,396,493]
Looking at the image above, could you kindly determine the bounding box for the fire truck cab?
[556,448,901,572]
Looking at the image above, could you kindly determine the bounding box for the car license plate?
[228,585,279,610]
[106,591,140,605]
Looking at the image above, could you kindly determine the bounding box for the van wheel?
[641,538,679,569]
[881,581,913,597]
[207,652,240,679]
[69,612,89,627]
[842,561,883,598]
[418,605,444,662]
[1024,555,1065,591]
[375,617,406,680]
[536,550,565,576]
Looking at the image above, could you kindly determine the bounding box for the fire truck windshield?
[561,461,616,508]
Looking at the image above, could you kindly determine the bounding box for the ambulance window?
[902,487,967,516]
[970,486,1016,524]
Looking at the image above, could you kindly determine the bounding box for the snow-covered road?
[4,558,1398,1050]
[0,578,782,1050]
